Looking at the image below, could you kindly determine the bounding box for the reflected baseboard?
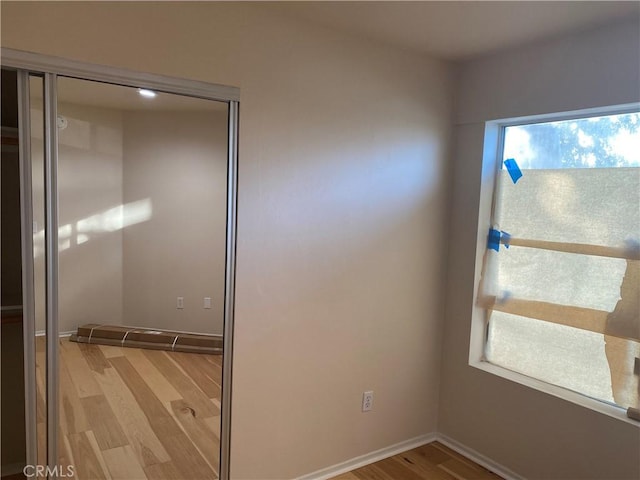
[35,330,74,337]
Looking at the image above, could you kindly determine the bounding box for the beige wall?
[122,110,228,335]
[32,101,124,333]
[1,3,452,478]
[58,102,125,333]
[441,20,640,479]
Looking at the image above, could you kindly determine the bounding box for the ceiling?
[268,1,640,60]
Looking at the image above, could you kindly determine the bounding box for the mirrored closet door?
[2,49,239,480]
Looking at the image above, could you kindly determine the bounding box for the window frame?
[469,102,640,425]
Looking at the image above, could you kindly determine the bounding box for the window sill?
[469,359,639,427]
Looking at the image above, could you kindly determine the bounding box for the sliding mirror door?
[50,76,229,479]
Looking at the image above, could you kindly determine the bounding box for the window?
[477,108,639,420]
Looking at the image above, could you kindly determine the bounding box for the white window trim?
[468,102,640,426]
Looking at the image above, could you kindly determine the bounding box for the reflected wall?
[35,78,228,335]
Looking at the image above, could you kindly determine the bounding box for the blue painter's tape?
[497,291,512,304]
[488,228,501,252]
[501,230,511,248]
[504,158,522,184]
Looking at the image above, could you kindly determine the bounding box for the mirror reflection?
[36,77,228,479]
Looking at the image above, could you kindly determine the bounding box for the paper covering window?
[479,111,640,417]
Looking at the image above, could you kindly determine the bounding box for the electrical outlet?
[177,297,184,309]
[362,391,373,412]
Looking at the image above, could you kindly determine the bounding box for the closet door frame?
[2,48,240,480]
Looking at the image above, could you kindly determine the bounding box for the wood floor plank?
[59,431,75,472]
[203,415,221,440]
[60,338,103,397]
[86,430,114,480]
[122,347,182,404]
[80,394,129,450]
[142,349,219,418]
[170,399,220,473]
[102,445,148,480]
[192,352,223,388]
[438,458,498,480]
[35,345,46,424]
[351,464,396,480]
[170,351,221,398]
[109,356,183,439]
[205,353,223,367]
[59,354,91,435]
[143,461,184,480]
[392,451,457,480]
[432,442,499,478]
[92,366,170,467]
[374,456,431,480]
[99,344,126,358]
[67,431,108,480]
[160,432,217,480]
[35,338,46,468]
[78,342,112,374]
[37,423,46,468]
[331,473,361,480]
[415,442,452,465]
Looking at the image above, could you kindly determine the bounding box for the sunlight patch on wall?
[33,199,152,257]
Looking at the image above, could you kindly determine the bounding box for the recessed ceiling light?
[138,89,156,98]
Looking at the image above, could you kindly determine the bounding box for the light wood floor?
[36,337,221,479]
[331,442,502,480]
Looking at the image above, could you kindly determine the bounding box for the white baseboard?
[296,433,437,480]
[436,433,524,480]
[295,432,524,480]
[35,330,75,337]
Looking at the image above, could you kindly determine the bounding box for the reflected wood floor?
[331,442,502,480]
[36,337,221,480]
